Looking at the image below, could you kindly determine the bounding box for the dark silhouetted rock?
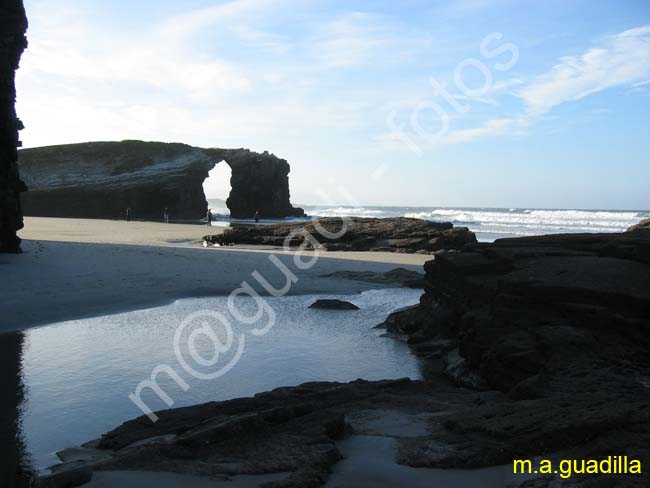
[47,379,441,487]
[309,299,360,310]
[0,0,28,253]
[376,230,650,485]
[205,217,477,253]
[18,141,305,220]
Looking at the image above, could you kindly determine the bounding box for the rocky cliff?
[0,0,28,253]
[377,229,650,484]
[18,141,305,220]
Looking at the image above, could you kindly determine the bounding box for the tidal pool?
[15,288,422,469]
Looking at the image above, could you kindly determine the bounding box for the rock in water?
[18,142,305,220]
[205,217,477,253]
[0,0,28,253]
[309,299,360,310]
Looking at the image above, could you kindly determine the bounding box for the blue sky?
[17,0,650,209]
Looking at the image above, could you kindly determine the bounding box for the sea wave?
[207,201,647,242]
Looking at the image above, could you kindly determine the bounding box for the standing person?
[206,208,212,226]
[164,207,169,224]
[254,210,260,223]
[126,207,131,222]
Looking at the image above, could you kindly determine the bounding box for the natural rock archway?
[0,0,28,252]
[18,140,305,221]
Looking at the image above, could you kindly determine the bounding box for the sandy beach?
[1,217,429,332]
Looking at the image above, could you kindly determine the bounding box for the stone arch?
[18,142,305,221]
[203,160,232,215]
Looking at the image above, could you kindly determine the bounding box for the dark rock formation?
[205,217,477,253]
[18,141,304,220]
[628,217,650,232]
[377,231,650,485]
[220,148,304,220]
[39,379,492,487]
[0,0,28,253]
[309,299,360,310]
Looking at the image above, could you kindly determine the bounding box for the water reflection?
[0,331,32,487]
[6,288,422,473]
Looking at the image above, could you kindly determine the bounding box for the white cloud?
[398,25,650,146]
[517,25,650,116]
[157,0,280,37]
[18,4,254,104]
[441,118,518,144]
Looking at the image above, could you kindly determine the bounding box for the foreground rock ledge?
[205,217,477,254]
[378,229,650,486]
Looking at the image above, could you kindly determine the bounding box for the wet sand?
[1,217,429,331]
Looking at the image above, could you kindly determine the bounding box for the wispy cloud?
[442,117,519,144]
[311,12,430,67]
[19,3,257,104]
[157,0,283,37]
[517,25,650,116]
[433,25,650,144]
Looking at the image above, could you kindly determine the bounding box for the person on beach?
[126,207,131,221]
[206,209,212,226]
[164,207,169,224]
[254,210,260,223]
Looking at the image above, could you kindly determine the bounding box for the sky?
[16,0,650,209]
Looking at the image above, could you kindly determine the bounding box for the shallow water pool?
[16,288,422,469]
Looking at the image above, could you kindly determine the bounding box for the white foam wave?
[307,206,387,217]
[207,202,647,241]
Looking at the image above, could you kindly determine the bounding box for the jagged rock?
[0,0,28,253]
[18,141,305,220]
[205,217,477,253]
[385,230,650,485]
[628,218,650,232]
[49,379,442,486]
[309,299,360,310]
[407,231,650,392]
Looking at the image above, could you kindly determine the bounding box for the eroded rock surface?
[378,230,650,485]
[44,379,462,487]
[205,217,476,253]
[0,0,28,253]
[18,141,304,220]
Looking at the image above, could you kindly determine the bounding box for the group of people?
[124,207,262,225]
[124,207,169,222]
[205,209,261,226]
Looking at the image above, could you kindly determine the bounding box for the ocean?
[207,200,648,242]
